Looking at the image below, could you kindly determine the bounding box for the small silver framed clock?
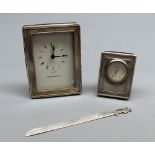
[98,51,136,100]
[22,22,82,98]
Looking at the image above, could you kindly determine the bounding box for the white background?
[0,13,155,142]
[0,0,155,154]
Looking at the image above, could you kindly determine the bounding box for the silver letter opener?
[25,107,131,137]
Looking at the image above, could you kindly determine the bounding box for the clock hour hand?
[54,54,68,58]
[62,54,68,57]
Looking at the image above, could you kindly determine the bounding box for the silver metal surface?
[22,22,82,98]
[25,107,132,137]
[98,51,136,100]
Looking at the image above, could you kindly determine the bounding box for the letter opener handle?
[25,107,132,137]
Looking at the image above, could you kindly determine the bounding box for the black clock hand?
[50,43,54,55]
[50,42,55,55]
[62,54,68,57]
[54,56,61,57]
[54,55,68,58]
[112,69,118,77]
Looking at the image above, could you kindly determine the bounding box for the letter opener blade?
[25,107,132,137]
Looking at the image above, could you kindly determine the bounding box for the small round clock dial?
[106,59,128,84]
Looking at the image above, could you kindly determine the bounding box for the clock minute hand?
[50,42,55,55]
[112,69,118,77]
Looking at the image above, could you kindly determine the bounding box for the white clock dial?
[106,60,128,84]
[32,32,74,91]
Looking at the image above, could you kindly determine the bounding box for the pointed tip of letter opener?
[25,127,40,137]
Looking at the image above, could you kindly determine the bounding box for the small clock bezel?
[106,59,128,84]
[22,22,82,98]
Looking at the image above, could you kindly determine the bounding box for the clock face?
[106,60,128,84]
[32,32,74,91]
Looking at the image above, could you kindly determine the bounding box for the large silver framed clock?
[98,51,136,100]
[22,22,82,98]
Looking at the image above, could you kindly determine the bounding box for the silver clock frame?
[98,51,136,100]
[22,22,82,98]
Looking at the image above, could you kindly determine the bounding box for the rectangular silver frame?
[98,51,136,100]
[22,22,82,98]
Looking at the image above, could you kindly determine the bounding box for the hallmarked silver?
[25,107,132,137]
